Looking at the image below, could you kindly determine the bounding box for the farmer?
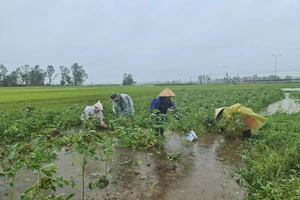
[150,88,177,114]
[215,103,268,137]
[110,92,134,117]
[150,88,178,134]
[81,101,108,128]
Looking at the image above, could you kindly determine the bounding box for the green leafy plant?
[73,128,115,199]
[166,153,182,168]
[21,163,75,200]
[216,111,245,138]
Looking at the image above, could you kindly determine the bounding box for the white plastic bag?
[183,130,198,141]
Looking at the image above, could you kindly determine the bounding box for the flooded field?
[2,88,299,200]
[259,90,300,115]
[1,132,246,200]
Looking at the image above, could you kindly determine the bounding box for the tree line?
[0,63,88,86]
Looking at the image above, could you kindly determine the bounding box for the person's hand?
[101,123,108,128]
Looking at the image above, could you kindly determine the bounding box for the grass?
[235,111,300,199]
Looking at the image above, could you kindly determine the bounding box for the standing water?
[259,88,300,115]
[1,131,246,200]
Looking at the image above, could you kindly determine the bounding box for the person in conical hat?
[158,88,176,97]
[150,88,176,115]
[81,100,108,128]
[150,88,179,135]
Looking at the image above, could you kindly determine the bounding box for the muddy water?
[161,134,245,200]
[259,91,300,115]
[1,132,246,200]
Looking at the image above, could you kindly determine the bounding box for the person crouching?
[81,101,108,128]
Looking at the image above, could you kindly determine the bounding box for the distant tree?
[232,75,241,82]
[17,64,31,85]
[198,75,206,84]
[122,73,134,85]
[268,75,280,80]
[71,63,88,85]
[66,75,73,85]
[0,64,8,86]
[60,65,71,85]
[198,75,202,84]
[123,73,127,83]
[206,75,211,82]
[29,65,45,86]
[3,71,18,86]
[46,65,55,85]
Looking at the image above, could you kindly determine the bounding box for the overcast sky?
[0,0,299,84]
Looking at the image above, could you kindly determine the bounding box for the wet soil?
[0,132,246,200]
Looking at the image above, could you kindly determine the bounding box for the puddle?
[259,92,300,115]
[281,88,300,91]
[0,132,246,200]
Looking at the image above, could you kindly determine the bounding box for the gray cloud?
[0,0,299,84]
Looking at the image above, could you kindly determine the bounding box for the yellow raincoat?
[215,103,268,133]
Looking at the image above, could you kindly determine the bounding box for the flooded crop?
[1,86,294,199]
[0,132,246,200]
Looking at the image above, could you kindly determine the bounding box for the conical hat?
[215,107,225,119]
[158,88,176,97]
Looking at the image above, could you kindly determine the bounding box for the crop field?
[0,83,296,112]
[0,83,300,199]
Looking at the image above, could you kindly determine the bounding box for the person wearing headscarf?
[110,93,134,117]
[81,101,108,128]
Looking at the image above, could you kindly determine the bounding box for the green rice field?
[1,83,298,112]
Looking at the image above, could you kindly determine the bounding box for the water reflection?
[259,92,300,115]
[162,133,245,200]
[281,88,300,91]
